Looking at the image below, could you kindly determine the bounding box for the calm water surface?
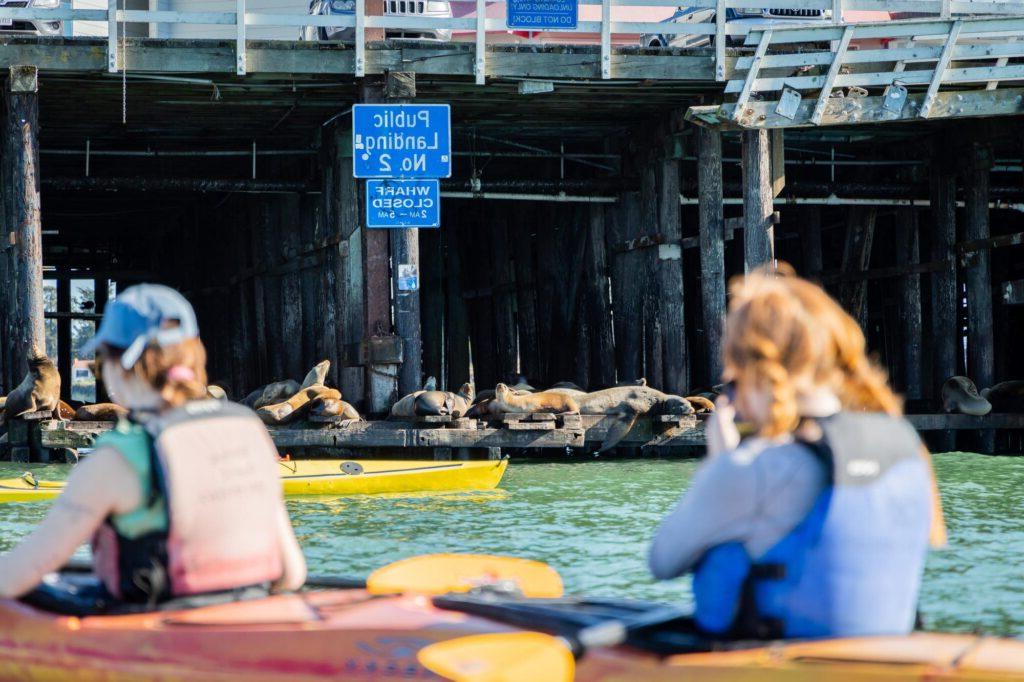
[0,452,1021,636]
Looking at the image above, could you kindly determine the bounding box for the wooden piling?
[930,144,958,450]
[697,126,725,385]
[6,66,44,375]
[56,279,70,400]
[490,210,517,381]
[584,203,615,389]
[741,129,775,271]
[800,206,823,282]
[964,140,995,393]
[511,207,540,383]
[839,206,877,329]
[443,209,470,388]
[656,154,688,394]
[895,208,924,401]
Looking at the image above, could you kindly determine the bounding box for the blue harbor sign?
[365,179,441,229]
[507,0,578,30]
[353,104,452,179]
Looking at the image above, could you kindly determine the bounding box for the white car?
[640,6,894,49]
[0,0,62,36]
[301,0,452,42]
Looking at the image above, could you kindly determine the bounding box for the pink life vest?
[92,400,284,602]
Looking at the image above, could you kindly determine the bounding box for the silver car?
[302,0,452,42]
[641,6,829,48]
[0,0,62,36]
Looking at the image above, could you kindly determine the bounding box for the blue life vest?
[692,412,932,639]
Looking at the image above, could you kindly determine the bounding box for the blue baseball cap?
[84,284,199,370]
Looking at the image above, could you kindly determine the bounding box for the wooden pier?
[0,0,1024,453]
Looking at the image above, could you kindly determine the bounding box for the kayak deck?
[0,458,508,502]
[0,590,1021,681]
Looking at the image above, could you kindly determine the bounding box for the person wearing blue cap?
[0,284,307,606]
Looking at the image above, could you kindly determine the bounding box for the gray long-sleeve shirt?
[648,437,828,581]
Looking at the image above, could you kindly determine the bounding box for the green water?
[0,452,1022,636]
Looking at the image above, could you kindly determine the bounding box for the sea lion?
[247,379,302,410]
[414,383,476,417]
[941,376,992,416]
[550,381,586,392]
[75,403,129,422]
[4,347,61,421]
[300,360,331,390]
[57,400,76,420]
[980,380,1024,413]
[206,385,228,401]
[491,383,580,415]
[577,386,695,452]
[258,386,342,426]
[310,398,362,422]
[685,395,715,414]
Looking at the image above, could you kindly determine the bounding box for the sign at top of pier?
[507,0,578,30]
[352,104,452,179]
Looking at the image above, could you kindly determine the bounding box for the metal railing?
[0,0,1021,83]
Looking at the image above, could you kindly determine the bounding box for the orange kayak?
[0,588,1022,681]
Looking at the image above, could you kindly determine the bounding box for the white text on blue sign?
[507,0,578,29]
[353,104,452,179]
[366,179,441,228]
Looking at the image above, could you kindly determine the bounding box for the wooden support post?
[511,206,540,383]
[656,152,688,395]
[741,129,774,271]
[800,206,823,281]
[964,139,994,453]
[56,278,70,401]
[6,66,44,379]
[697,126,725,385]
[895,208,923,402]
[839,206,877,329]
[930,146,957,450]
[585,203,615,389]
[443,209,471,388]
[490,210,517,382]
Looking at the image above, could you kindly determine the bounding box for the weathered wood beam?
[839,206,877,329]
[895,208,923,401]
[963,138,994,423]
[741,129,774,271]
[799,206,823,282]
[0,39,720,80]
[697,125,725,385]
[930,144,957,449]
[656,152,688,395]
[7,65,44,377]
[686,87,1024,130]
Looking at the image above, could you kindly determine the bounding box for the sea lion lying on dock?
[75,403,129,422]
[685,396,715,414]
[941,376,992,416]
[311,398,362,422]
[981,380,1024,413]
[56,401,76,420]
[258,386,342,425]
[4,347,61,421]
[242,379,302,410]
[491,383,580,415]
[577,386,695,452]
[391,383,476,418]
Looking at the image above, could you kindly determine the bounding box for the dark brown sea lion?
[941,376,991,416]
[246,379,302,410]
[75,403,129,422]
[576,386,695,452]
[258,386,342,425]
[4,347,61,421]
[492,384,579,415]
[981,380,1024,413]
[56,400,76,420]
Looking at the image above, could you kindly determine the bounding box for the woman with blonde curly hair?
[0,284,306,608]
[649,264,945,639]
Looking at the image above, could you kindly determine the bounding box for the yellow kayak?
[0,459,509,503]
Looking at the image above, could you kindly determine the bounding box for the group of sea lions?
[242,360,361,426]
[942,376,1024,415]
[388,376,715,452]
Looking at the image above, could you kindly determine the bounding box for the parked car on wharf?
[302,0,453,42]
[639,6,891,48]
[0,0,62,37]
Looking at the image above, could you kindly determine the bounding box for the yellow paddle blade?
[418,632,574,682]
[367,553,564,598]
